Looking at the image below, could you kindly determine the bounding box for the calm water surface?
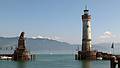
[0,54,110,68]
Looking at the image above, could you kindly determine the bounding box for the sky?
[0,0,120,44]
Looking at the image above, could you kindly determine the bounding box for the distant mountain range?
[0,37,119,54]
[0,37,78,54]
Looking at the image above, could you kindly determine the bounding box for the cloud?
[104,31,112,36]
[95,31,114,43]
[99,31,113,39]
[32,35,51,39]
[32,35,61,40]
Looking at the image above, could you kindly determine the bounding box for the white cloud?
[32,35,61,40]
[32,35,43,39]
[36,35,44,38]
[104,31,112,36]
[99,31,113,39]
[95,31,114,43]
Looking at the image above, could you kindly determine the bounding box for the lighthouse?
[75,7,96,60]
[75,7,114,60]
[82,7,92,52]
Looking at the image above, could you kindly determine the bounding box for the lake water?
[0,54,110,68]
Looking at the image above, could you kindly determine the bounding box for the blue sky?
[0,0,120,44]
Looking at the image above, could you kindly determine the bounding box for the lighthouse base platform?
[75,51,113,60]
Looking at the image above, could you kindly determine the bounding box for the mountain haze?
[0,37,119,54]
[0,37,78,54]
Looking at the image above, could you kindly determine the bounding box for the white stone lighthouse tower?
[75,7,96,60]
[82,7,92,52]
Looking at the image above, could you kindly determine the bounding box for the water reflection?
[81,60,91,68]
[17,61,26,68]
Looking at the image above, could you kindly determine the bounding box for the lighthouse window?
[87,25,89,28]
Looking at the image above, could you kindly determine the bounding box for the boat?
[0,56,12,60]
[97,57,102,60]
